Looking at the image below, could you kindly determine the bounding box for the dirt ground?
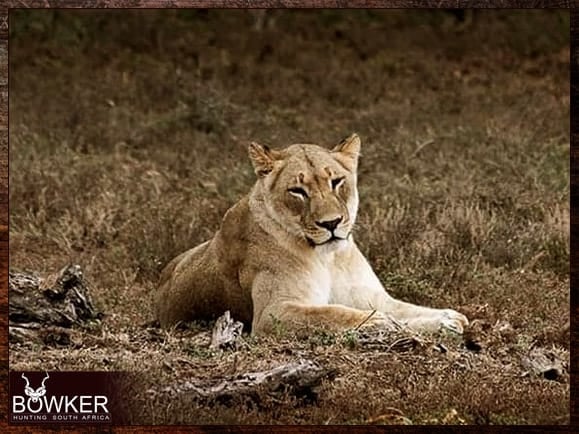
[8,10,570,425]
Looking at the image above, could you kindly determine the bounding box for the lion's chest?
[305,252,356,305]
[305,266,333,305]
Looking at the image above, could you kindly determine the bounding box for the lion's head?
[248,133,361,250]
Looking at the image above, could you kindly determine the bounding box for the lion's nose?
[315,217,342,232]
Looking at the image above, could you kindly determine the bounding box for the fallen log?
[9,264,103,345]
[152,359,336,405]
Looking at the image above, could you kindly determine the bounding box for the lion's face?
[249,134,361,249]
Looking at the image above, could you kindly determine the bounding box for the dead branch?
[521,346,567,381]
[357,332,427,352]
[210,310,244,350]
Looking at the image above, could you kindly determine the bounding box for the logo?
[10,372,116,424]
[22,373,49,403]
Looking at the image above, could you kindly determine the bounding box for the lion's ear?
[248,142,279,178]
[332,133,361,171]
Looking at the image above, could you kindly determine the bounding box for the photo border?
[0,1,575,431]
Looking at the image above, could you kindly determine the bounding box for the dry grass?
[9,10,569,425]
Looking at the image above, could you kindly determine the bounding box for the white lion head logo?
[21,373,49,402]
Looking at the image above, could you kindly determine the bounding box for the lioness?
[155,134,469,335]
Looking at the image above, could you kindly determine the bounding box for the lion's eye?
[288,187,308,199]
[331,177,345,190]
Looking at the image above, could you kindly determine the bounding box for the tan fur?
[155,134,469,335]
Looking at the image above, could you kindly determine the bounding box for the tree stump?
[210,310,244,350]
[9,264,103,345]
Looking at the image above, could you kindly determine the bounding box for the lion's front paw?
[439,309,469,334]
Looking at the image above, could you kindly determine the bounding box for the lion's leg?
[341,285,469,334]
[371,296,469,334]
[251,301,397,335]
[249,271,398,335]
[155,240,227,328]
[334,246,469,334]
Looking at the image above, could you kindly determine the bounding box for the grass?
[8,10,570,425]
